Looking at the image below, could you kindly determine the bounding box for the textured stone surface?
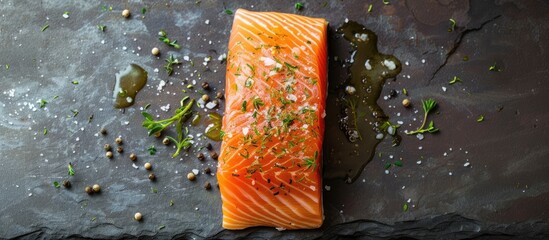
[0,0,548,239]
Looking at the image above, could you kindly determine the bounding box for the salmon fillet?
[217,9,328,230]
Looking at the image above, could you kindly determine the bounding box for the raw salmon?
[217,9,327,230]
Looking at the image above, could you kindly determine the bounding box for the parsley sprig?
[164,55,181,76]
[158,30,181,49]
[142,97,195,158]
[407,99,439,135]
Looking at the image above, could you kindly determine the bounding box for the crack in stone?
[427,15,502,85]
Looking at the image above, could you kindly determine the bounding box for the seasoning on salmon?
[217,9,327,230]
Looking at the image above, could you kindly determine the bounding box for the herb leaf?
[68,163,75,176]
[295,2,304,10]
[148,145,157,155]
[225,9,233,15]
[448,18,456,32]
[41,24,49,32]
[53,181,61,188]
[489,63,502,72]
[477,115,484,122]
[97,25,106,32]
[449,76,461,84]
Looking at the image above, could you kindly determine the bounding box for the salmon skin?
[217,9,328,230]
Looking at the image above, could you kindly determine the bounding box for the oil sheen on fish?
[217,9,328,230]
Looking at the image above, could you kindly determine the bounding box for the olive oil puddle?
[324,21,402,183]
[204,113,223,141]
[113,64,148,108]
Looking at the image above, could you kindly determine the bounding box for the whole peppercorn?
[197,152,205,161]
[100,128,107,135]
[129,153,137,161]
[92,184,101,193]
[144,162,152,170]
[134,212,142,221]
[201,94,210,102]
[204,167,211,174]
[62,180,71,188]
[154,131,161,138]
[162,137,170,145]
[117,146,124,153]
[389,89,397,98]
[402,98,411,108]
[104,144,111,151]
[106,151,113,159]
[201,82,210,90]
[210,151,218,160]
[148,173,156,181]
[151,47,160,56]
[215,92,223,99]
[122,9,131,18]
[187,172,196,181]
[85,186,93,194]
[204,181,212,190]
[212,100,219,107]
[205,143,213,150]
[115,137,123,145]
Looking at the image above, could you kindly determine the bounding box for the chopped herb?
[463,56,469,61]
[295,2,304,10]
[394,160,403,167]
[144,103,151,110]
[403,88,408,96]
[63,11,70,16]
[71,80,79,85]
[403,203,409,212]
[68,163,75,176]
[241,100,247,112]
[147,145,157,155]
[5,64,9,70]
[41,24,49,32]
[91,217,96,222]
[164,54,182,76]
[252,97,264,110]
[159,31,181,49]
[70,109,79,117]
[169,199,174,206]
[53,181,60,188]
[244,78,254,88]
[407,99,439,135]
[449,76,461,84]
[43,127,48,135]
[448,18,456,32]
[97,25,106,32]
[368,4,373,12]
[477,115,484,122]
[382,0,390,5]
[384,163,392,170]
[284,62,298,74]
[53,95,59,99]
[489,63,502,72]
[39,99,48,108]
[141,7,147,14]
[186,84,194,89]
[158,224,166,230]
[151,187,158,193]
[303,151,318,171]
[225,9,233,15]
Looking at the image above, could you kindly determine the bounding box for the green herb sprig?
[295,2,304,10]
[158,30,181,49]
[449,76,461,84]
[142,97,194,136]
[142,98,195,158]
[164,55,182,76]
[68,163,75,176]
[407,98,439,135]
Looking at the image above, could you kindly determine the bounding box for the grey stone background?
[0,0,548,239]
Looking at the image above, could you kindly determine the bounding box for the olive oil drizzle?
[324,21,402,183]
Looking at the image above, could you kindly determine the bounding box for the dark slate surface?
[1,0,548,239]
